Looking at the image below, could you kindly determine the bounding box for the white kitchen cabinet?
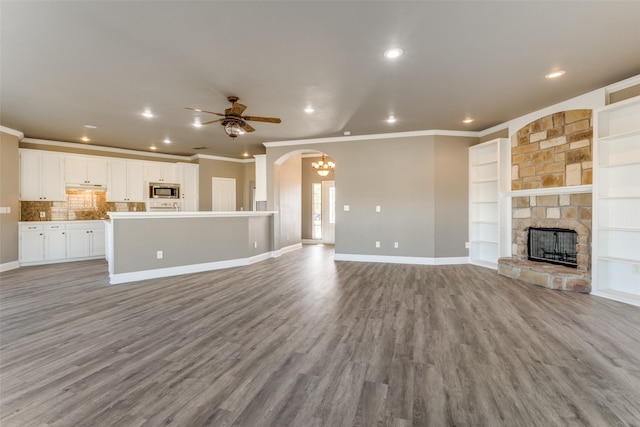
[65,156,108,186]
[177,162,199,211]
[593,95,640,305]
[107,159,146,202]
[19,221,105,265]
[19,149,65,201]
[145,162,178,183]
[66,222,106,259]
[19,223,67,263]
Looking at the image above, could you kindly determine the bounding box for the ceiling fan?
[185,96,282,138]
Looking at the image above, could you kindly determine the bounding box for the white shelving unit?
[593,96,640,306]
[469,138,508,269]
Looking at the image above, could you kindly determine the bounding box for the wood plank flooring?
[1,245,640,426]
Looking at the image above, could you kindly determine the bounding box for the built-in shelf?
[469,139,509,269]
[503,184,593,197]
[593,95,640,306]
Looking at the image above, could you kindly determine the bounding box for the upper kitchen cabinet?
[107,159,146,202]
[144,162,178,183]
[65,156,108,186]
[19,149,65,201]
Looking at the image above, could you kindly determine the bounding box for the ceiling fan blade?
[230,102,248,116]
[240,121,255,132]
[200,118,224,125]
[242,115,282,124]
[184,107,224,116]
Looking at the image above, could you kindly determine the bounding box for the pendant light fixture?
[311,154,335,177]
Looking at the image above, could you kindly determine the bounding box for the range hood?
[65,183,106,191]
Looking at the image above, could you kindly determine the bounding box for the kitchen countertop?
[107,211,277,219]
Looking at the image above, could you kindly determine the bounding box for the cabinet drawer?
[65,221,105,230]
[44,223,66,231]
[19,224,43,232]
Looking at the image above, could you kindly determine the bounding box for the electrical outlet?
[344,205,350,212]
[394,242,399,249]
[39,211,46,218]
[465,242,470,249]
[156,250,163,259]
[375,241,380,248]
[376,205,381,213]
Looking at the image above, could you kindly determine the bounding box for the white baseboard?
[274,242,303,257]
[109,251,274,285]
[0,260,20,272]
[333,253,469,266]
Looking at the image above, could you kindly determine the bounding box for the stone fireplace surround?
[497,109,593,293]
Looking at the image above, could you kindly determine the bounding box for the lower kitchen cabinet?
[19,221,106,266]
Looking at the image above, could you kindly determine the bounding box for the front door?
[322,180,335,244]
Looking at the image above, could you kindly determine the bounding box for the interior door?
[212,177,236,211]
[322,180,335,244]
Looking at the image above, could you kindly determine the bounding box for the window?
[312,183,322,239]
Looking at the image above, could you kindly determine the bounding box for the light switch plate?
[344,205,350,211]
[376,205,381,212]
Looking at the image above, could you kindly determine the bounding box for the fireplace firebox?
[527,227,578,268]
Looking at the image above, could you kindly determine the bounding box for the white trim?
[109,251,274,284]
[503,185,592,197]
[591,290,640,308]
[302,239,324,244]
[20,255,104,267]
[470,260,498,270]
[604,74,640,96]
[263,129,479,148]
[21,138,191,161]
[192,153,255,163]
[275,242,303,256]
[0,126,24,139]
[333,253,469,266]
[478,122,508,138]
[0,261,20,272]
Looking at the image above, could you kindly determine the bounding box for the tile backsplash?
[21,190,145,221]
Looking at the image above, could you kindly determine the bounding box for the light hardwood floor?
[1,245,640,426]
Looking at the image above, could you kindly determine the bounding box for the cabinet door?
[127,162,146,201]
[65,157,87,184]
[20,150,41,201]
[178,163,199,211]
[45,231,67,260]
[86,158,108,185]
[162,163,178,183]
[66,230,91,259]
[145,163,163,182]
[41,154,65,201]
[20,232,44,262]
[107,160,129,202]
[90,228,106,256]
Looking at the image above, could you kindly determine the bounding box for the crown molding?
[478,122,509,138]
[192,154,255,163]
[0,126,24,140]
[263,129,480,148]
[605,73,640,94]
[21,138,191,160]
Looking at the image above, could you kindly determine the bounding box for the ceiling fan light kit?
[312,154,335,177]
[186,96,281,139]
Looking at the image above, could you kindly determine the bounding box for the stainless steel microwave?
[149,183,180,199]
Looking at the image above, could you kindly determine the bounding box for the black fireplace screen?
[527,227,578,268]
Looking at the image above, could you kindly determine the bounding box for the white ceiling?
[1,1,639,159]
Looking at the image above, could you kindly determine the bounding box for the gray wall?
[267,134,476,258]
[197,157,254,211]
[0,131,20,266]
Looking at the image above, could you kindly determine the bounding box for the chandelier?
[311,154,335,177]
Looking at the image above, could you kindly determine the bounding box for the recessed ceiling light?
[163,138,171,144]
[243,152,249,157]
[384,48,403,59]
[84,125,97,129]
[545,70,566,79]
[193,121,202,128]
[149,146,157,150]
[304,106,315,114]
[463,118,474,124]
[142,110,154,118]
[81,136,90,142]
[386,116,397,123]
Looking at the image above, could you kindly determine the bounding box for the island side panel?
[112,216,253,274]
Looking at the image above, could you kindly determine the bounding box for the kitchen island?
[106,211,277,284]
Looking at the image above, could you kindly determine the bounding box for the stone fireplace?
[498,110,593,293]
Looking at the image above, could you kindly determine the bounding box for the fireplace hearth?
[528,227,577,268]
